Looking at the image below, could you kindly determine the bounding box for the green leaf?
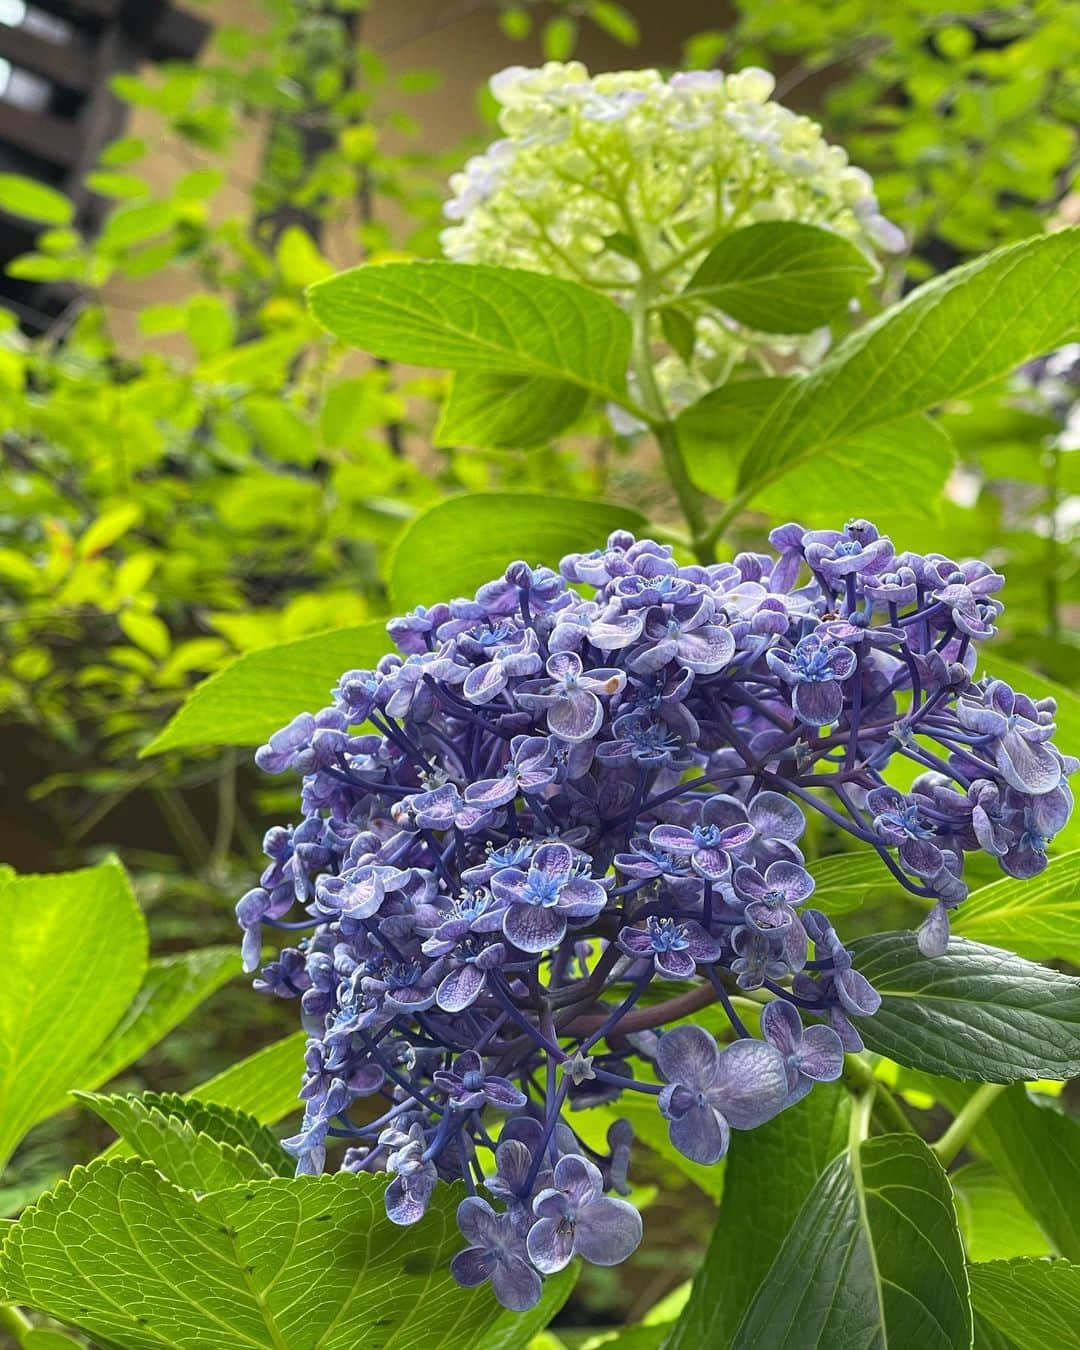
[186,1030,307,1124]
[388,493,646,612]
[668,1083,850,1349]
[434,372,587,450]
[0,1161,572,1349]
[587,1,639,45]
[75,946,239,1092]
[937,1084,1080,1262]
[731,1133,971,1348]
[0,174,73,225]
[0,861,147,1170]
[978,655,1080,849]
[968,1258,1080,1349]
[808,852,910,915]
[76,1092,287,1190]
[850,932,1080,1083]
[143,621,390,755]
[735,228,1080,495]
[951,1160,1053,1262]
[680,222,874,332]
[951,851,1080,963]
[307,261,631,403]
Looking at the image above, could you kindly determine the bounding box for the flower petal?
[503,902,567,953]
[573,1196,643,1266]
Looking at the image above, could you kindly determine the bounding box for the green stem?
[629,290,711,562]
[931,1083,1006,1167]
[843,1056,914,1134]
[0,1303,32,1343]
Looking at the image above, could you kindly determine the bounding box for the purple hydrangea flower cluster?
[239,521,1074,1311]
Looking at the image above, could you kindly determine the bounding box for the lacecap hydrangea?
[240,522,1074,1312]
[441,63,905,409]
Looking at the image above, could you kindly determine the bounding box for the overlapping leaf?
[968,1258,1080,1349]
[951,851,1080,964]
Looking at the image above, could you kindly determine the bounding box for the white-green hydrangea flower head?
[441,63,904,290]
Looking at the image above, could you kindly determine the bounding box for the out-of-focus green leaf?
[0,174,74,225]
[143,622,390,755]
[808,852,910,914]
[388,493,646,611]
[186,1030,307,1123]
[0,861,147,1170]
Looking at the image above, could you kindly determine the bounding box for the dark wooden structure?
[0,0,209,331]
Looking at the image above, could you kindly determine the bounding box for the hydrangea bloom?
[241,521,1074,1310]
[440,63,904,408]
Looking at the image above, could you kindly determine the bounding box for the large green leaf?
[977,655,1080,849]
[0,1161,571,1350]
[808,852,908,915]
[77,1092,288,1191]
[667,1083,850,1349]
[951,851,1080,964]
[951,1161,1053,1263]
[434,372,588,450]
[850,931,1080,1082]
[680,221,875,333]
[308,261,631,402]
[731,1132,971,1348]
[186,1030,308,1124]
[75,946,239,1092]
[144,622,390,755]
[0,861,147,1171]
[734,228,1080,495]
[968,1258,1080,1350]
[388,493,646,612]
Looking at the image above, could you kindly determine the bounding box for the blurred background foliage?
[0,0,1077,1330]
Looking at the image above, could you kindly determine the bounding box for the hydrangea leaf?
[185,1030,307,1124]
[951,1161,1053,1263]
[308,261,632,402]
[930,1081,1080,1262]
[388,493,646,612]
[680,384,954,531]
[679,221,875,332]
[0,1162,571,1350]
[434,372,588,450]
[144,622,390,755]
[75,1092,287,1191]
[73,947,239,1094]
[950,850,1080,963]
[0,861,147,1171]
[807,853,908,914]
[967,1258,1080,1350]
[668,1082,850,1350]
[734,227,1080,494]
[850,932,1080,1082]
[731,1133,971,1348]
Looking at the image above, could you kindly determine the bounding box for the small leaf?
[587,1,640,44]
[79,503,142,557]
[543,15,577,59]
[0,174,74,225]
[968,1258,1080,1349]
[308,261,631,404]
[0,1162,572,1349]
[681,221,874,332]
[143,622,390,755]
[388,493,646,612]
[732,1133,971,1347]
[76,1092,286,1190]
[735,228,1080,495]
[660,307,697,364]
[74,947,239,1094]
[951,850,1080,963]
[435,372,587,450]
[850,932,1080,1082]
[668,1083,850,1349]
[0,861,147,1170]
[118,608,170,660]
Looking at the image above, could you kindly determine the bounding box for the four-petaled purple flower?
[734,860,815,932]
[518,651,626,741]
[867,787,944,878]
[760,998,844,1101]
[656,1025,789,1164]
[767,634,857,726]
[452,1196,542,1311]
[617,916,723,978]
[526,1154,643,1273]
[491,842,607,952]
[432,1050,527,1112]
[958,680,1064,796]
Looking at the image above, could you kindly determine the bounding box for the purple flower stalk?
[239,520,1075,1309]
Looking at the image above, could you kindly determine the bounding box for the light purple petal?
[491,1253,543,1312]
[656,947,697,979]
[547,689,604,742]
[450,1246,494,1287]
[792,679,843,727]
[748,791,806,842]
[677,625,736,674]
[573,1196,643,1266]
[503,902,566,953]
[710,1039,790,1129]
[797,1024,845,1080]
[558,876,608,918]
[527,1215,576,1274]
[761,998,803,1056]
[669,1102,729,1165]
[655,1024,720,1092]
[995,730,1063,796]
[531,842,574,882]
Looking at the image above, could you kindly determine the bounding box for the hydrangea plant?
[240,521,1074,1310]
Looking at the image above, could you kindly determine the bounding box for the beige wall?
[101,0,731,337]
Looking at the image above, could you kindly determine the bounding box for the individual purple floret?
[238,520,1075,1310]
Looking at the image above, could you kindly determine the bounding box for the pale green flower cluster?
[441,63,904,410]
